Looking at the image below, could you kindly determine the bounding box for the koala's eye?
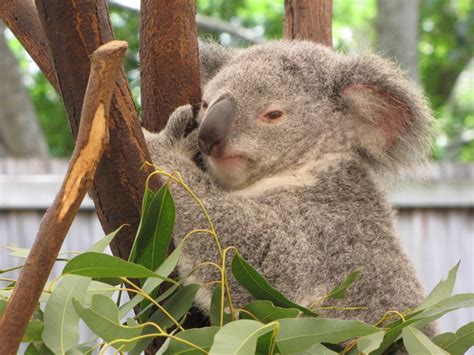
[201,101,209,110]
[266,111,283,120]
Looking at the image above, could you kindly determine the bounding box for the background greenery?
[4,0,473,160]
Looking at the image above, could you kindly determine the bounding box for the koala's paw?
[164,104,200,140]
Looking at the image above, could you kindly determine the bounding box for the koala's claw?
[166,104,199,139]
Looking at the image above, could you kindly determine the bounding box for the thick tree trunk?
[376,0,420,81]
[34,0,159,260]
[0,25,48,158]
[140,0,201,132]
[284,0,333,47]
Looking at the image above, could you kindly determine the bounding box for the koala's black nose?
[198,97,236,157]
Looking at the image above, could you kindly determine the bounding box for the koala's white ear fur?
[338,53,434,172]
[199,39,238,86]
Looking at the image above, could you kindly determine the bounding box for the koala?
[144,40,435,330]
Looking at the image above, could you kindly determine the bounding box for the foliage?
[1,168,473,354]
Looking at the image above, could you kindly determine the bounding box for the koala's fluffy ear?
[335,53,435,172]
[199,39,238,86]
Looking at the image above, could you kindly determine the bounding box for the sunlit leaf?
[42,275,91,353]
[275,318,379,353]
[403,325,449,354]
[239,300,300,323]
[231,253,316,316]
[161,327,220,354]
[209,319,276,355]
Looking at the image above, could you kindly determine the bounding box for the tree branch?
[140,0,202,132]
[34,0,159,260]
[284,0,333,47]
[0,0,59,91]
[0,40,126,355]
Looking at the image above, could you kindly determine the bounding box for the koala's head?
[197,40,434,190]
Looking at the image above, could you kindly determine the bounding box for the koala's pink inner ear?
[342,84,414,150]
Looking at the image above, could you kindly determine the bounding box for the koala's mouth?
[208,155,246,168]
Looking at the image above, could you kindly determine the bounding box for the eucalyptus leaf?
[162,327,220,354]
[415,262,460,312]
[42,275,91,354]
[119,243,183,319]
[87,226,123,253]
[135,184,175,271]
[231,253,316,316]
[129,187,156,263]
[240,300,300,323]
[402,325,449,354]
[63,252,172,280]
[275,318,379,353]
[130,284,200,355]
[22,320,44,342]
[209,319,276,355]
[73,294,145,351]
[295,343,339,354]
[326,270,361,300]
[210,283,232,326]
[357,331,385,354]
[432,322,474,355]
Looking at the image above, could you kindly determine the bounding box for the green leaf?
[240,300,300,323]
[209,319,276,355]
[119,243,183,318]
[326,270,361,300]
[135,184,175,271]
[42,275,91,354]
[415,262,460,311]
[87,226,123,253]
[357,331,385,354]
[374,294,474,354]
[162,327,220,354]
[22,320,44,342]
[275,318,380,353]
[231,253,316,316]
[295,343,339,354]
[432,322,474,355]
[63,252,172,280]
[25,342,53,355]
[129,187,156,263]
[130,284,201,355]
[402,325,449,354]
[210,283,232,326]
[411,293,474,329]
[73,295,144,351]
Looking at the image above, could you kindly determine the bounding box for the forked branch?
[0,41,127,355]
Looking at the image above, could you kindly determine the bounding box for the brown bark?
[0,41,126,355]
[34,0,158,260]
[0,0,59,91]
[140,0,201,132]
[284,0,333,47]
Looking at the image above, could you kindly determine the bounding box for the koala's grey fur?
[145,40,435,330]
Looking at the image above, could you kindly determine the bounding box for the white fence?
[0,158,473,334]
